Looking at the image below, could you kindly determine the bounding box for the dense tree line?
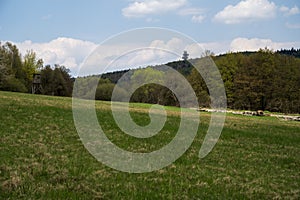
[40,65,73,96]
[277,48,300,59]
[0,42,73,96]
[101,69,130,84]
[0,42,42,92]
[212,49,300,113]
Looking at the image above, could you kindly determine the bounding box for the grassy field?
[0,91,300,199]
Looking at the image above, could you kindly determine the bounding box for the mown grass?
[0,91,299,199]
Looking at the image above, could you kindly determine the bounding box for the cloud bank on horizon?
[1,0,299,76]
[8,36,299,76]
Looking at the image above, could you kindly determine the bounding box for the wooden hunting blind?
[32,73,43,94]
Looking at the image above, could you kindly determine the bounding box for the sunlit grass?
[0,91,299,199]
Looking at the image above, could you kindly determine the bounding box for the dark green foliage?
[165,60,193,76]
[0,42,73,96]
[80,49,300,113]
[188,68,210,108]
[101,69,130,83]
[40,65,73,96]
[212,49,300,113]
[277,48,300,58]
[95,80,115,101]
[0,42,27,92]
[1,77,27,92]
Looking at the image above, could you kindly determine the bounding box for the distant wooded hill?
[1,41,299,113]
[79,48,300,113]
[98,48,300,83]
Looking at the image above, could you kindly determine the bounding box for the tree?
[0,42,27,92]
[130,67,164,104]
[95,79,115,101]
[41,65,54,95]
[23,50,43,89]
[56,65,73,96]
[40,65,73,96]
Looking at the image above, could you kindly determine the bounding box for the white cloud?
[122,1,206,23]
[230,37,300,52]
[280,5,300,16]
[5,36,300,76]
[197,42,231,55]
[280,6,289,13]
[178,7,205,23]
[289,6,300,15]
[122,0,187,18]
[188,38,300,56]
[83,37,187,75]
[214,0,276,24]
[191,15,205,23]
[81,43,142,75]
[12,37,97,75]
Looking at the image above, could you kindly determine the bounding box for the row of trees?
[0,42,73,96]
[74,68,181,106]
[0,42,42,92]
[40,65,73,96]
[277,48,300,58]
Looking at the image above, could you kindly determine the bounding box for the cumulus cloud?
[5,36,300,76]
[197,42,231,55]
[280,5,300,16]
[230,38,300,52]
[82,37,188,75]
[7,37,189,76]
[122,0,187,18]
[122,0,206,23]
[214,0,276,24]
[13,37,97,75]
[128,37,185,64]
[178,7,205,23]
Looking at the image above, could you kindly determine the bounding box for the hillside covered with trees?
[77,49,300,114]
[1,41,299,113]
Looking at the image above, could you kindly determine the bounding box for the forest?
[1,41,299,113]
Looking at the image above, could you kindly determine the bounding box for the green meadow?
[0,91,299,199]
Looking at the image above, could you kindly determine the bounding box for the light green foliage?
[131,67,164,85]
[96,79,115,101]
[130,67,165,104]
[23,50,43,82]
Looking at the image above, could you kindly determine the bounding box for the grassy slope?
[0,91,299,199]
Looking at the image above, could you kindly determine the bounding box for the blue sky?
[1,0,300,75]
